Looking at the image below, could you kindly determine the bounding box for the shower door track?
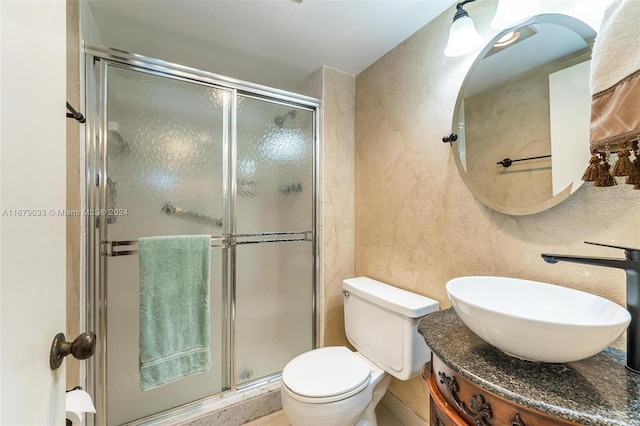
[84,44,319,108]
[85,44,319,426]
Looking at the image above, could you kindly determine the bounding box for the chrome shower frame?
[84,44,320,426]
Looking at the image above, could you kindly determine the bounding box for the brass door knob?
[50,331,96,370]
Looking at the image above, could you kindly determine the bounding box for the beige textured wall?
[355,0,639,421]
[321,67,356,348]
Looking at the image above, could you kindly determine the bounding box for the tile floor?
[244,404,404,426]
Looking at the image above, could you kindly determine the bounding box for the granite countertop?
[418,308,640,426]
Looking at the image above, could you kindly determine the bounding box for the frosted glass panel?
[105,66,229,240]
[235,97,314,385]
[106,253,225,425]
[236,96,314,233]
[104,65,229,426]
[235,242,313,385]
[95,62,315,424]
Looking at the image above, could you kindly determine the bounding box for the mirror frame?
[450,13,596,215]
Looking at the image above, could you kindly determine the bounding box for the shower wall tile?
[317,198,325,346]
[317,288,325,348]
[321,67,355,348]
[295,68,326,349]
[317,76,326,349]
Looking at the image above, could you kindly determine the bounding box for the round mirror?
[451,14,596,215]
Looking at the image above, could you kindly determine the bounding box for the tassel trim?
[582,148,606,182]
[594,154,617,187]
[610,141,636,176]
[585,139,640,187]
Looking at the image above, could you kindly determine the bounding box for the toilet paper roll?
[65,389,96,426]
[66,411,82,426]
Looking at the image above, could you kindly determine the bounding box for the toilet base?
[354,374,391,426]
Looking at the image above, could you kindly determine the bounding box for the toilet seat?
[282,346,371,403]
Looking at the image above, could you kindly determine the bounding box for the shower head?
[274,110,297,128]
[108,130,131,159]
[107,121,131,159]
[274,116,286,128]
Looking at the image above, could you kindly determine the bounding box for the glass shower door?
[234,96,315,385]
[90,52,318,425]
[100,64,231,425]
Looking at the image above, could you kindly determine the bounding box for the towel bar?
[104,231,312,257]
[161,201,223,227]
[497,154,551,168]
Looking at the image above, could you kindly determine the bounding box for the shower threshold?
[124,376,283,426]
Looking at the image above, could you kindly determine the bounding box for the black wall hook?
[442,133,458,145]
[66,102,85,123]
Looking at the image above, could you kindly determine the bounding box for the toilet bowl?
[281,347,390,426]
[281,277,439,426]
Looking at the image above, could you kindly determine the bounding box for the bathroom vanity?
[419,309,640,426]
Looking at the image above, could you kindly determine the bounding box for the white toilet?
[281,277,439,426]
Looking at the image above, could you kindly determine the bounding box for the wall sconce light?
[490,0,541,30]
[444,0,482,57]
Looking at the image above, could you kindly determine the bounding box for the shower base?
[125,380,282,426]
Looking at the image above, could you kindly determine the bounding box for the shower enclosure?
[85,46,318,425]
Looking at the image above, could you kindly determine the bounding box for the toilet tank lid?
[343,277,439,318]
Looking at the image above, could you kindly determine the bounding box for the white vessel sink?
[446,276,631,363]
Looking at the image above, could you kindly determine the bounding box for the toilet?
[281,277,439,426]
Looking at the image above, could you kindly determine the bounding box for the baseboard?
[381,392,428,426]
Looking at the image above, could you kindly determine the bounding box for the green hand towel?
[139,234,211,391]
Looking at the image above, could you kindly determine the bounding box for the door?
[234,96,315,385]
[96,63,231,426]
[86,47,318,424]
[0,1,67,425]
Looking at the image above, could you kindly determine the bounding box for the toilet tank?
[342,277,439,380]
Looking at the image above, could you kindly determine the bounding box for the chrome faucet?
[541,242,640,373]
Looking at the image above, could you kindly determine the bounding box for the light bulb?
[444,15,482,57]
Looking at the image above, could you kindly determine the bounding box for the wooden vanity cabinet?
[423,355,580,426]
